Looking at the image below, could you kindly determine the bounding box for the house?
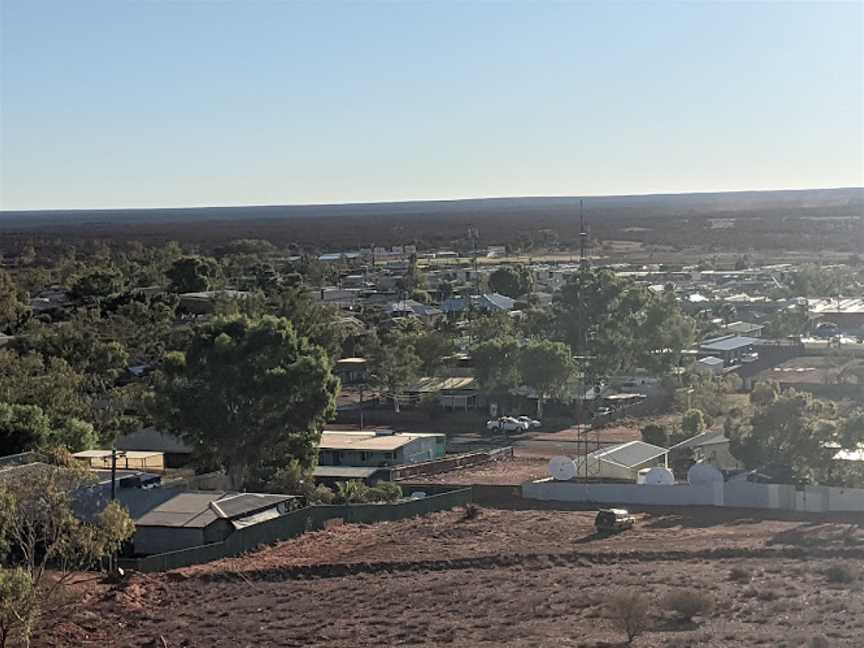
[318,431,446,467]
[115,427,194,468]
[723,321,765,337]
[334,357,368,385]
[133,491,299,555]
[178,290,251,315]
[386,300,442,323]
[670,431,742,471]
[573,441,668,481]
[696,356,725,375]
[441,293,515,315]
[699,335,760,367]
[73,450,166,472]
[404,376,479,411]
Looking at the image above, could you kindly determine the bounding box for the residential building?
[318,431,446,467]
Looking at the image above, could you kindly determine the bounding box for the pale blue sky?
[1,1,862,210]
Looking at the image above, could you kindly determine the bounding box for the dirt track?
[36,507,864,648]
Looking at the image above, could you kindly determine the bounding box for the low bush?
[462,503,480,520]
[728,566,752,583]
[308,484,335,505]
[824,563,858,584]
[332,480,403,504]
[367,482,402,503]
[606,590,651,644]
[662,588,714,621]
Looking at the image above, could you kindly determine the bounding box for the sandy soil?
[35,507,864,648]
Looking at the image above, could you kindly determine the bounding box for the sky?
[0,1,862,211]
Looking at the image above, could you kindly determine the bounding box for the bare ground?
[35,507,864,648]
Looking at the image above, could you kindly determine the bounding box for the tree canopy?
[488,265,534,299]
[151,315,338,487]
[518,340,573,417]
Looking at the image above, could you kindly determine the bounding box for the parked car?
[594,407,613,418]
[594,508,636,534]
[516,416,541,429]
[486,416,526,433]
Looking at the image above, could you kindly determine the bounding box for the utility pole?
[579,199,589,270]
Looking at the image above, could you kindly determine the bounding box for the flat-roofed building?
[73,450,165,472]
[318,431,445,467]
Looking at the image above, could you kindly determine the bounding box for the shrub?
[824,563,858,584]
[0,567,36,648]
[728,566,752,583]
[334,480,371,504]
[308,484,335,505]
[641,424,668,447]
[462,503,480,520]
[662,588,714,621]
[606,591,651,644]
[367,482,402,503]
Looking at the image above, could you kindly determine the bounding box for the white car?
[517,416,541,429]
[486,417,526,433]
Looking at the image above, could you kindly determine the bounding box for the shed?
[133,491,298,555]
[574,441,669,481]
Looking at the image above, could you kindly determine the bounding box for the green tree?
[0,568,35,648]
[0,466,134,648]
[473,336,522,413]
[412,330,455,375]
[151,315,338,487]
[728,389,837,480]
[13,316,129,394]
[639,292,696,377]
[0,351,86,423]
[519,340,573,417]
[641,423,669,447]
[0,403,52,456]
[681,408,706,438]
[69,267,124,301]
[368,331,421,412]
[166,255,218,293]
[54,418,98,453]
[488,265,534,299]
[0,270,30,333]
[270,286,348,359]
[553,269,649,379]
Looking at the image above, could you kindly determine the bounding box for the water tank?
[687,463,724,486]
[643,466,675,486]
[548,456,577,481]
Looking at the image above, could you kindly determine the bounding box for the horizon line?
[1,184,862,214]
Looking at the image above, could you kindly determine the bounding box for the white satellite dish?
[687,463,724,486]
[548,456,577,481]
[644,466,675,486]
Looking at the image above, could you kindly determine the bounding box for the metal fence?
[121,487,472,573]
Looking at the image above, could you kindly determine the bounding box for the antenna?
[579,199,589,269]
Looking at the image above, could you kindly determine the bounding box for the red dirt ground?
[34,507,864,648]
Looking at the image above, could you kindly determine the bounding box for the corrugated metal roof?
[213,493,293,518]
[313,466,382,478]
[700,335,759,352]
[594,441,668,468]
[135,491,295,528]
[407,376,477,393]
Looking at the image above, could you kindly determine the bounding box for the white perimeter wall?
[523,479,864,513]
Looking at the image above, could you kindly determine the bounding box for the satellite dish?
[687,463,724,486]
[644,467,675,486]
[548,456,577,481]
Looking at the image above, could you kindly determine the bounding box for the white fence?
[522,479,864,513]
